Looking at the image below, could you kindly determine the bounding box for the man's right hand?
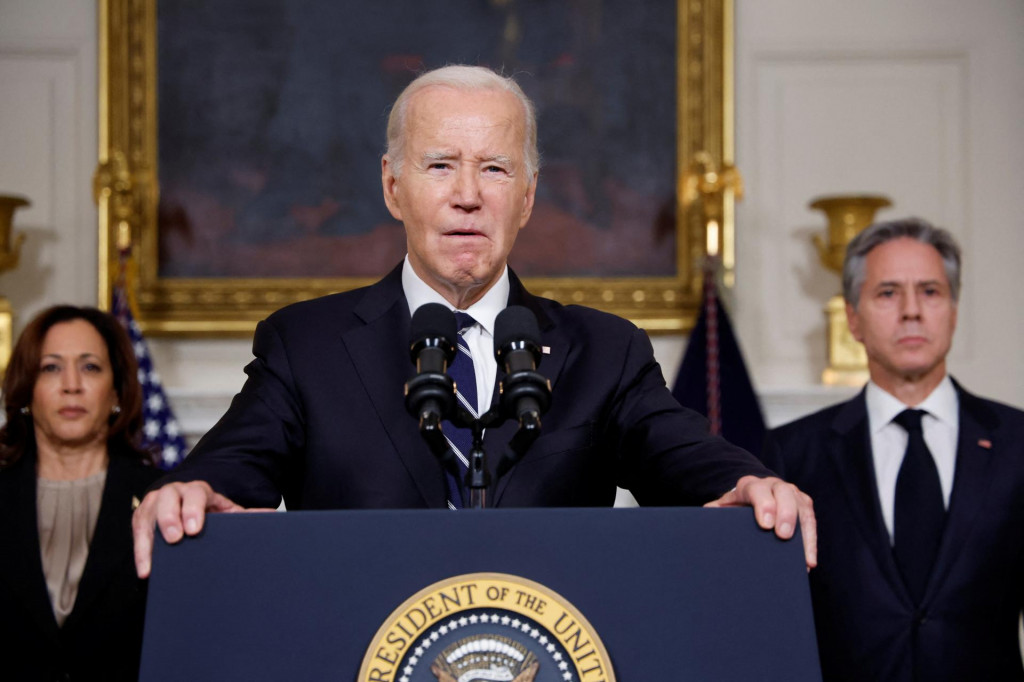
[132,481,243,578]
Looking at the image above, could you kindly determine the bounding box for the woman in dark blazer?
[0,305,162,681]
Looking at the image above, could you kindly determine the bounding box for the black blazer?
[0,447,162,682]
[163,264,770,509]
[762,382,1024,682]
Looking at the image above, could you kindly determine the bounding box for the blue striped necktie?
[443,312,479,508]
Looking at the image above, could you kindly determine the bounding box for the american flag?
[112,285,188,469]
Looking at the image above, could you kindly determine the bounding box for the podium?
[140,507,821,680]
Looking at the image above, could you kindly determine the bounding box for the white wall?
[1,0,1022,442]
[734,0,1024,410]
[0,0,98,322]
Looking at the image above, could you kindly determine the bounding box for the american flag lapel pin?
[977,439,992,449]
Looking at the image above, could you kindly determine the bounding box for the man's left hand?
[705,475,817,570]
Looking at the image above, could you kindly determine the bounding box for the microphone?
[494,306,551,429]
[405,303,457,426]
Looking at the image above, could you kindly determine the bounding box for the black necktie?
[892,408,945,604]
[442,313,479,508]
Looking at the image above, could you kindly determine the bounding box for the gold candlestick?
[810,194,891,386]
[0,194,29,376]
[0,195,28,273]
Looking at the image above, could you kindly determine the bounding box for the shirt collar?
[866,374,958,433]
[401,255,509,337]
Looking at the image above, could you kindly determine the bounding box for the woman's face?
[31,319,119,452]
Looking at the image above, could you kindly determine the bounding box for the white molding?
[0,37,97,330]
[736,49,970,389]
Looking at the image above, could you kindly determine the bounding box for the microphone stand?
[407,302,551,509]
[447,366,550,508]
[448,405,501,509]
[414,401,510,509]
[466,417,489,509]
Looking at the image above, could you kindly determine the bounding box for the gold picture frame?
[96,0,734,335]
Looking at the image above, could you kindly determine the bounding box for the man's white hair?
[384,65,539,182]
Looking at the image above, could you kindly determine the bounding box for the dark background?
[157,0,678,279]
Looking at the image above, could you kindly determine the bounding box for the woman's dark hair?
[0,305,149,468]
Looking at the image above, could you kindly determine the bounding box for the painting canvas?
[155,0,677,280]
[97,0,731,333]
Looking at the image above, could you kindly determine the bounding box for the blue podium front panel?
[141,507,820,681]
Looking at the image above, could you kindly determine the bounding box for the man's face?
[846,237,958,391]
[382,86,537,307]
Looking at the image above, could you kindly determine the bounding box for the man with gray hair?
[762,217,1024,681]
[133,64,815,576]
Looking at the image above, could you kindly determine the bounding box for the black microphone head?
[494,305,542,365]
[409,303,457,364]
[495,306,541,349]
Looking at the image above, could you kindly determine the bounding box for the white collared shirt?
[866,375,959,544]
[402,256,509,413]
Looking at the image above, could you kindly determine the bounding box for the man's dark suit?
[762,383,1024,681]
[164,264,771,509]
[0,447,162,681]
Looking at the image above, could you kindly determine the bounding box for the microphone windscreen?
[494,305,541,351]
[411,303,457,346]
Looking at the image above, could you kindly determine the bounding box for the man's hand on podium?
[132,481,244,578]
[131,475,818,577]
[705,475,818,571]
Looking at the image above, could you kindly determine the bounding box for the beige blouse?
[36,471,106,627]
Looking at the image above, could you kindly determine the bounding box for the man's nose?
[901,291,922,319]
[451,168,482,210]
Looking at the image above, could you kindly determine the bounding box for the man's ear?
[845,302,863,342]
[518,172,538,228]
[381,156,403,221]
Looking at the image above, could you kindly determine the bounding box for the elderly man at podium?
[132,65,816,578]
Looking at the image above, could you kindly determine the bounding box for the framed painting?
[97,0,735,334]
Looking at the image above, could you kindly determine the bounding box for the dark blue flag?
[672,270,766,455]
[112,285,189,469]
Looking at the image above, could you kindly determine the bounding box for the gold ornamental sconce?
[0,194,30,376]
[810,194,892,386]
[93,149,136,255]
[681,151,744,286]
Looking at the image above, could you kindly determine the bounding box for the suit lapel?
[346,268,571,507]
[491,273,569,505]
[921,382,997,601]
[0,453,61,640]
[828,393,909,597]
[344,266,447,507]
[63,454,137,628]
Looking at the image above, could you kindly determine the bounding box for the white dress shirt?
[402,256,508,414]
[866,375,959,544]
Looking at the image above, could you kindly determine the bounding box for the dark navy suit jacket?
[0,447,161,681]
[163,264,770,510]
[763,383,1024,681]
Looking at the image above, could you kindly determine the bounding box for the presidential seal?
[358,573,615,682]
